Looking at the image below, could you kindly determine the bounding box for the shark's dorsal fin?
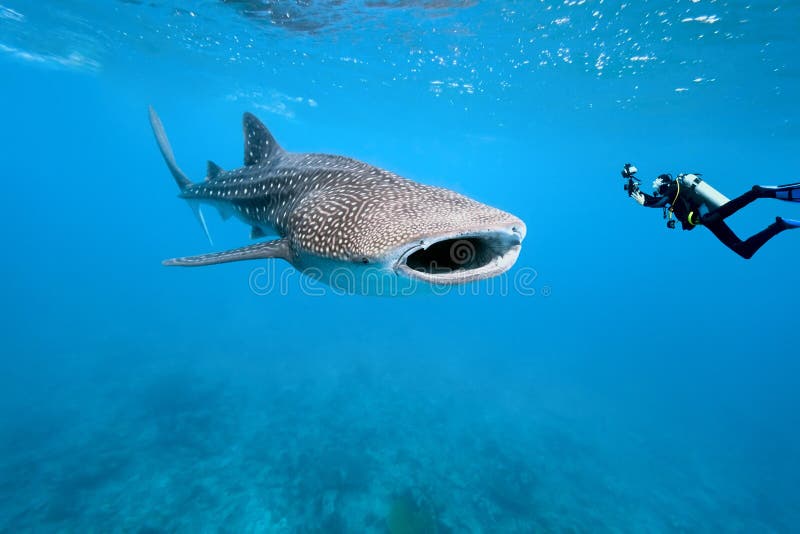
[243,112,283,166]
[207,161,224,181]
[163,238,291,267]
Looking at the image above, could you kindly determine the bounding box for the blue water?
[2,1,799,531]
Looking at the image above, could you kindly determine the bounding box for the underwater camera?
[622,163,640,195]
[621,163,638,179]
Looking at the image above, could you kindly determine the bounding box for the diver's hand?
[630,188,645,206]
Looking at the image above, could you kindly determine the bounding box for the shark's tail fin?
[148,106,212,244]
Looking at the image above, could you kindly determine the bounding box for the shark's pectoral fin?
[250,226,267,239]
[163,238,291,267]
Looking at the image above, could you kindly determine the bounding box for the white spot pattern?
[180,118,522,263]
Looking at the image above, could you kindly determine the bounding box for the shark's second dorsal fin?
[243,112,283,166]
[207,161,224,181]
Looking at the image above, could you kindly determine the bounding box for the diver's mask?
[652,174,672,195]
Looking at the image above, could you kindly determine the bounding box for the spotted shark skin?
[149,107,526,291]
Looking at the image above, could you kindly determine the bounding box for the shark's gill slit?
[405,236,515,274]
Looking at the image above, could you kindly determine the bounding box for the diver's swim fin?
[777,217,800,230]
[758,183,800,202]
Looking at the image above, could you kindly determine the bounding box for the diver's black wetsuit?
[641,183,796,259]
[637,182,699,230]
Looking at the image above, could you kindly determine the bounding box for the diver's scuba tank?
[676,173,730,217]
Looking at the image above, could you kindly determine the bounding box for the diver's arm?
[623,164,668,208]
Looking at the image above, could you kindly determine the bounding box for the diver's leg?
[704,220,749,258]
[702,187,771,223]
[705,218,792,259]
[704,182,800,223]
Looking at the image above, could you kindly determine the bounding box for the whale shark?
[149,107,525,292]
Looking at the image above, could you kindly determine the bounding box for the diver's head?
[652,174,673,196]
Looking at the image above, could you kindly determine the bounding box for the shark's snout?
[395,223,525,284]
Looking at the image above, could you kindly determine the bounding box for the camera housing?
[621,163,638,179]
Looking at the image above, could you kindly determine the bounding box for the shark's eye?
[361,258,369,264]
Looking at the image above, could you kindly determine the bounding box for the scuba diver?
[622,163,800,259]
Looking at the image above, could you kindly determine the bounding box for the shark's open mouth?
[395,228,523,284]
